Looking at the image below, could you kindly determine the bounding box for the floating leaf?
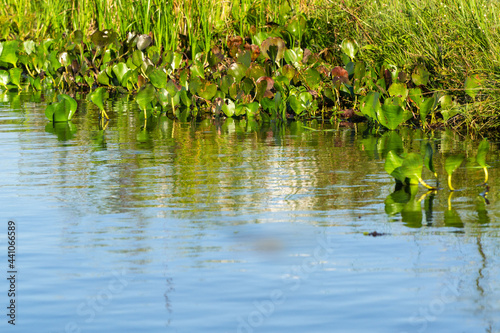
[445,154,465,191]
[412,65,430,86]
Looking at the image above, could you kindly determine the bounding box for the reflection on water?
[0,91,499,332]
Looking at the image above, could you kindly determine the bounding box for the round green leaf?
[136,84,156,111]
[148,67,167,89]
[412,65,430,86]
[228,63,247,82]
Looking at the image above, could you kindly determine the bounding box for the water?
[1,91,499,332]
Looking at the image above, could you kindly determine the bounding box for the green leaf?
[388,82,408,100]
[340,39,358,61]
[237,50,252,69]
[246,102,260,117]
[53,101,69,122]
[476,139,489,168]
[112,62,129,85]
[228,63,247,82]
[198,80,217,100]
[136,84,156,111]
[408,88,424,107]
[400,153,423,185]
[0,41,19,67]
[45,103,55,121]
[419,96,435,123]
[220,75,235,94]
[8,68,22,89]
[445,154,465,191]
[423,142,436,175]
[148,67,167,89]
[385,150,405,183]
[412,65,430,86]
[286,15,306,39]
[221,99,235,117]
[57,94,78,120]
[360,92,381,120]
[88,87,107,111]
[23,40,35,55]
[302,68,321,90]
[445,155,465,176]
[464,75,482,100]
[0,70,9,89]
[378,97,404,130]
[246,64,266,81]
[97,70,110,86]
[190,61,205,78]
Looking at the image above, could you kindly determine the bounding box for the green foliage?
[45,94,78,122]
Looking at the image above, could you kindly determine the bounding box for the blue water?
[1,92,499,332]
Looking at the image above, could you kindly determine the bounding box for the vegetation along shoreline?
[2,0,500,135]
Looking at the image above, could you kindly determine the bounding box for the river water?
[1,91,499,332]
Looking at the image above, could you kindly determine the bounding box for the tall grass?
[0,0,317,52]
[322,0,500,87]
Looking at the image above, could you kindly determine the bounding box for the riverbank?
[1,0,500,133]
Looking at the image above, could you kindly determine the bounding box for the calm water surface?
[1,92,500,332]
